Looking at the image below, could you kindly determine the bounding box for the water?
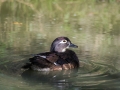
[0,0,120,90]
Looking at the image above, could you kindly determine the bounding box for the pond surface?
[0,0,120,90]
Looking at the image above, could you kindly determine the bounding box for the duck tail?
[21,63,32,69]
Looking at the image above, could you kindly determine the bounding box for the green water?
[0,0,120,90]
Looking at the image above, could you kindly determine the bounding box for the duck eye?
[63,40,67,43]
[60,40,67,43]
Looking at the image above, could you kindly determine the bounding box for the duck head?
[50,37,78,52]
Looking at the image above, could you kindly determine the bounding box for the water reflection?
[21,64,120,90]
[21,70,78,90]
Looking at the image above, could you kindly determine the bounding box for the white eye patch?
[59,40,67,43]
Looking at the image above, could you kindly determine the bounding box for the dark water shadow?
[21,67,120,90]
[21,69,79,90]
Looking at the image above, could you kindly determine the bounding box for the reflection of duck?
[21,69,78,90]
[22,37,79,71]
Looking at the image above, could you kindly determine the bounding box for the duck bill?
[69,43,78,48]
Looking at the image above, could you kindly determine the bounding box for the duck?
[22,37,79,71]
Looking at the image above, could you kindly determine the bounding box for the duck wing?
[22,52,59,69]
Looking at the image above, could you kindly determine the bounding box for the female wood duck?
[22,37,79,71]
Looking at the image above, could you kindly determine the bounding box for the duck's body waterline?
[22,37,79,71]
